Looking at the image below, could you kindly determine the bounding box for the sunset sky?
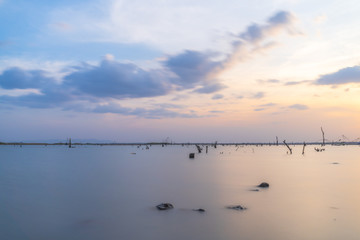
[1,0,360,143]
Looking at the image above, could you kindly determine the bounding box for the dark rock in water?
[193,208,206,212]
[249,189,260,192]
[227,205,247,210]
[332,162,339,165]
[156,203,174,210]
[189,153,195,159]
[258,182,270,188]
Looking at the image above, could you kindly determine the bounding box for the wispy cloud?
[257,79,280,84]
[259,102,277,107]
[223,11,299,70]
[194,83,227,94]
[92,103,200,119]
[289,104,308,110]
[212,94,224,100]
[251,92,266,99]
[284,80,310,86]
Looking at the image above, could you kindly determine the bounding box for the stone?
[189,153,195,159]
[258,182,270,188]
[156,203,174,210]
[227,205,246,210]
[193,208,206,212]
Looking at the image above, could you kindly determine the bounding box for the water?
[0,144,359,240]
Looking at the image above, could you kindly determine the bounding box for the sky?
[1,0,360,143]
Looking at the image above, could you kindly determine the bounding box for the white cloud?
[48,0,284,53]
[314,14,327,24]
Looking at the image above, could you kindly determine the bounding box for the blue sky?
[1,0,360,142]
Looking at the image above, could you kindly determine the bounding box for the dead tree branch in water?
[283,140,292,154]
[321,127,325,146]
[302,142,306,155]
[196,145,202,153]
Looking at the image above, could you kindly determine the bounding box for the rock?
[258,182,270,188]
[156,203,174,210]
[193,208,206,212]
[227,205,246,210]
[189,153,195,159]
[249,189,259,192]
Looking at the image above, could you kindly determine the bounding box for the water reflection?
[0,145,359,240]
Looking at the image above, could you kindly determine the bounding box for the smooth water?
[0,144,359,240]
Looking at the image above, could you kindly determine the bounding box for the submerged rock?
[249,189,260,192]
[227,205,247,211]
[156,203,174,210]
[193,208,206,212]
[257,182,270,188]
[189,153,195,159]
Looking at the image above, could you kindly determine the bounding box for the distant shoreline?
[1,142,359,146]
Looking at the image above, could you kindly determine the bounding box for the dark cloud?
[194,82,227,94]
[289,104,308,110]
[164,50,222,89]
[64,59,172,99]
[315,66,360,85]
[0,88,74,108]
[239,11,295,44]
[0,67,55,89]
[254,108,265,111]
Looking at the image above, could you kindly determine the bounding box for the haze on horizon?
[1,0,360,143]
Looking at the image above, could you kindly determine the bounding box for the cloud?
[0,67,55,89]
[0,10,301,119]
[259,102,276,107]
[314,14,327,24]
[239,11,295,44]
[257,79,280,84]
[254,108,265,111]
[222,11,299,72]
[289,104,308,110]
[314,66,360,85]
[212,94,224,100]
[251,92,265,99]
[64,59,172,99]
[0,88,73,108]
[194,83,227,94]
[93,103,199,119]
[164,50,222,89]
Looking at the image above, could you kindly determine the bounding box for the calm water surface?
[0,144,359,240]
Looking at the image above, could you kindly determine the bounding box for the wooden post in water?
[321,127,325,146]
[69,138,72,148]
